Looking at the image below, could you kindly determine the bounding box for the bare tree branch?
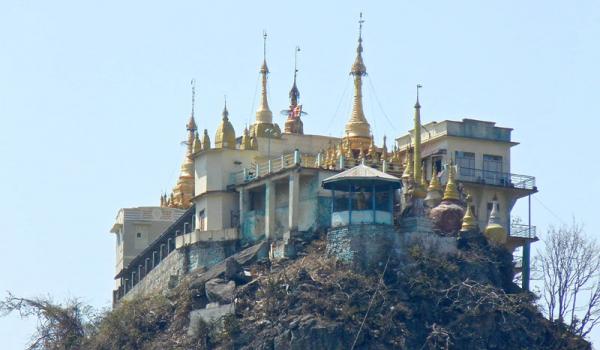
[536,220,600,338]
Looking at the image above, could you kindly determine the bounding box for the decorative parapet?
[176,228,239,248]
[509,224,537,239]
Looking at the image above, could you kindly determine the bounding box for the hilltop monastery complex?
[109,19,538,304]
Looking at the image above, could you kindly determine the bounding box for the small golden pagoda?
[214,99,236,149]
[442,160,460,202]
[460,193,477,232]
[484,195,507,244]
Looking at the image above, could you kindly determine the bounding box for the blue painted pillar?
[372,184,376,224]
[348,184,353,225]
[265,181,275,240]
[388,185,394,225]
[239,188,247,233]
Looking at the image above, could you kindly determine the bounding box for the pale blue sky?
[1,1,599,348]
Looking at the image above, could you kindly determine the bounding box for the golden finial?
[367,134,376,157]
[402,146,414,180]
[484,194,507,244]
[255,31,273,125]
[412,84,423,189]
[442,160,460,201]
[241,126,250,150]
[420,164,429,188]
[215,97,236,149]
[428,167,442,192]
[202,129,211,150]
[345,140,354,160]
[192,131,202,153]
[461,193,477,232]
[345,12,371,139]
[250,129,257,149]
[358,146,366,161]
[424,167,442,208]
[381,135,388,161]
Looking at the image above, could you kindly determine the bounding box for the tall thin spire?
[255,31,273,124]
[167,80,197,209]
[289,46,300,106]
[345,12,371,139]
[284,46,304,134]
[186,79,198,157]
[187,79,198,134]
[412,84,424,198]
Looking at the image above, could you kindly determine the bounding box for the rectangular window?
[198,210,205,231]
[483,154,503,185]
[431,156,443,173]
[455,151,475,178]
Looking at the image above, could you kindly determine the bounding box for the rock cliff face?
[88,232,591,350]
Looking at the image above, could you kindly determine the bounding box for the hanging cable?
[325,75,351,134]
[249,72,260,125]
[351,254,391,350]
[532,195,567,225]
[366,75,397,132]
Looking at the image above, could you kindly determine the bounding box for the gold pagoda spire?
[442,160,460,201]
[255,31,273,125]
[461,193,477,231]
[428,167,442,192]
[215,97,236,149]
[165,80,197,209]
[344,13,371,139]
[411,84,426,199]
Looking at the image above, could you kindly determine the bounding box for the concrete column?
[239,188,247,231]
[160,244,166,261]
[265,181,276,240]
[288,171,300,237]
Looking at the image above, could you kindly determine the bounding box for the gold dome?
[215,102,236,149]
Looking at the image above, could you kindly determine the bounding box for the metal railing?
[228,149,406,186]
[510,223,537,239]
[456,166,536,190]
